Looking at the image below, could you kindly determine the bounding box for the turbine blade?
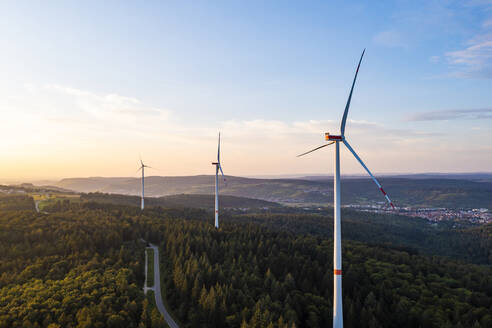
[297,142,335,157]
[218,165,226,185]
[217,132,221,162]
[343,139,395,209]
[340,49,365,137]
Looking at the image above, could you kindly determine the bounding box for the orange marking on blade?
[334,269,342,275]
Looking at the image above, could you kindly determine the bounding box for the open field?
[29,193,80,211]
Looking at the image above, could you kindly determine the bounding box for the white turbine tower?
[137,159,152,210]
[297,49,395,328]
[211,133,226,229]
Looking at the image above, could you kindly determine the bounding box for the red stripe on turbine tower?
[334,269,342,275]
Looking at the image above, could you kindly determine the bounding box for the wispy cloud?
[17,84,172,137]
[446,39,492,66]
[220,119,384,138]
[446,34,492,78]
[406,108,492,121]
[379,1,492,78]
[445,8,492,78]
[218,118,435,148]
[45,84,167,119]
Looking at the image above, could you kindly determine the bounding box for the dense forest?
[1,197,492,327]
[140,211,492,328]
[0,194,35,211]
[80,192,492,265]
[231,210,492,265]
[0,203,165,328]
[81,192,280,210]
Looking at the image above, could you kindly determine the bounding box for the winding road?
[144,243,179,328]
[34,200,48,214]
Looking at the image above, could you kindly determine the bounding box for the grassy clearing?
[30,193,81,210]
[30,193,80,201]
[146,248,154,287]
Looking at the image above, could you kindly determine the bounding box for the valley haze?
[19,173,490,210]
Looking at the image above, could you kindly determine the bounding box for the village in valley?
[345,204,492,225]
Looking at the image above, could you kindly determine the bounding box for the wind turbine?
[211,133,226,229]
[137,158,152,210]
[297,49,395,328]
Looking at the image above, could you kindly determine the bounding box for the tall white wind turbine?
[137,159,152,210]
[297,49,395,328]
[211,133,226,229]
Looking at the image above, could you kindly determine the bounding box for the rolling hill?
[55,175,492,209]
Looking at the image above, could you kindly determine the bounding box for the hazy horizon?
[3,170,492,186]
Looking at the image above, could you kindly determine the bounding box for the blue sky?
[0,1,491,179]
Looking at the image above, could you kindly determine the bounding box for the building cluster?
[345,204,492,224]
[0,188,26,194]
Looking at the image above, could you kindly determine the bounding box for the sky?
[0,0,491,181]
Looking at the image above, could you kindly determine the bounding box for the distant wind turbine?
[137,158,152,210]
[297,49,395,328]
[211,133,226,229]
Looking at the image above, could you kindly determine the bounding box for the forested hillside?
[0,205,159,328]
[338,178,492,209]
[82,192,492,265]
[1,199,492,327]
[143,209,492,328]
[0,194,35,211]
[81,192,280,209]
[232,210,492,265]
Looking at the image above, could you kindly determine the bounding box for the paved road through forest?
[145,243,179,328]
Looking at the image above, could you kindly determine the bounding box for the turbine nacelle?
[138,158,152,171]
[325,133,343,141]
